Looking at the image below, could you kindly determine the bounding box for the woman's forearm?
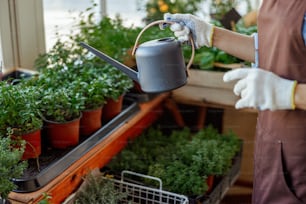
[212,27,255,63]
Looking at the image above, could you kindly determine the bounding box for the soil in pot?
[80,106,103,137]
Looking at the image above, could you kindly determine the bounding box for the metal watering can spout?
[80,20,195,93]
[79,42,139,82]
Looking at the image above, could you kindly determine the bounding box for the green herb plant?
[0,82,43,136]
[39,87,85,123]
[99,65,133,101]
[107,125,241,196]
[0,131,27,199]
[74,173,129,204]
[34,5,135,103]
[107,127,191,174]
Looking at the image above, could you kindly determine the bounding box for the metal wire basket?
[106,170,189,204]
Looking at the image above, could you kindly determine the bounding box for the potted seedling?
[0,82,43,160]
[70,70,108,136]
[34,17,135,123]
[99,65,133,123]
[39,86,85,149]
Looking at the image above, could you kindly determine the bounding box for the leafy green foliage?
[0,134,27,199]
[39,87,85,122]
[107,126,241,196]
[193,48,216,70]
[77,15,139,61]
[33,7,135,105]
[98,65,133,101]
[0,82,43,135]
[107,127,191,174]
[73,78,107,110]
[38,193,52,204]
[34,40,77,71]
[144,0,205,23]
[148,161,207,195]
[235,20,258,35]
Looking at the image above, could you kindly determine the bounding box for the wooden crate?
[172,69,238,108]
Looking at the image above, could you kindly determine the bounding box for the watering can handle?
[131,20,195,76]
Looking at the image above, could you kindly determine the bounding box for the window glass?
[106,0,147,27]
[0,42,2,68]
[42,0,261,51]
[43,0,147,51]
[43,0,101,50]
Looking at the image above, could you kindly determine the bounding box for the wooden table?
[9,93,169,204]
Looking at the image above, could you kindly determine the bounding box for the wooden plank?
[174,70,256,113]
[187,70,235,89]
[172,85,239,108]
[175,69,238,108]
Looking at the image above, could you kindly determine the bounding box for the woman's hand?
[223,68,297,111]
[164,13,214,48]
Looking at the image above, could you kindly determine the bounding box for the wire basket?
[105,170,189,204]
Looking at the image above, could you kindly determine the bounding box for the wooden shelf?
[172,69,238,108]
[9,93,169,204]
[172,69,256,112]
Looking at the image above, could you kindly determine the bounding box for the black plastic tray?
[12,97,140,193]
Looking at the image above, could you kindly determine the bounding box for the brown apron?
[254,0,306,203]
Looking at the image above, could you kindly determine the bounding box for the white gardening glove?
[164,13,214,48]
[223,68,297,111]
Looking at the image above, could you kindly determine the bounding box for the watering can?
[80,20,195,93]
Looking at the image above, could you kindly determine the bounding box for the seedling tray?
[194,143,242,204]
[12,96,140,193]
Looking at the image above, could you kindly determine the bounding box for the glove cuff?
[208,26,215,47]
[196,23,214,48]
[277,79,297,110]
[290,80,298,109]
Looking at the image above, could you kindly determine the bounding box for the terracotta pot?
[44,116,81,149]
[80,107,103,136]
[206,175,215,193]
[13,129,42,160]
[102,95,124,123]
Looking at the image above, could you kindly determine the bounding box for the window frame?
[0,0,45,71]
[0,0,17,70]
